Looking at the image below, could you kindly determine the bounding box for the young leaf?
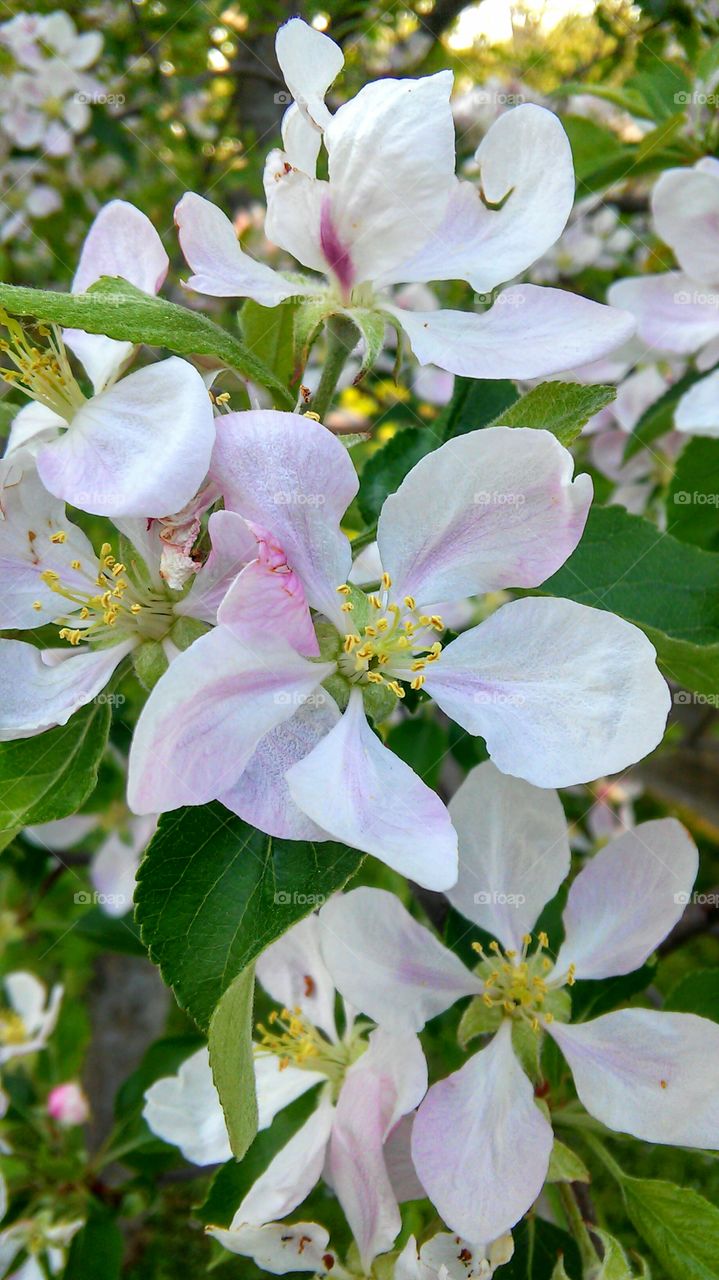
[547,1139,591,1185]
[488,381,616,447]
[621,1176,719,1280]
[208,965,257,1159]
[0,699,110,829]
[240,297,297,391]
[591,1229,643,1280]
[0,277,295,409]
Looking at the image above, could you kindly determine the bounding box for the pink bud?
[47,1083,90,1127]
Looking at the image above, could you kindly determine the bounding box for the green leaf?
[562,116,634,189]
[135,803,363,1029]
[349,307,387,381]
[547,1139,591,1185]
[571,963,656,1021]
[62,1206,124,1280]
[0,277,295,410]
[667,439,719,552]
[621,1177,719,1279]
[665,970,719,1022]
[488,381,616,446]
[440,375,518,441]
[0,828,19,853]
[540,504,719,696]
[208,966,257,1159]
[357,426,437,525]
[0,699,110,829]
[0,399,18,437]
[591,1229,642,1280]
[240,297,297,391]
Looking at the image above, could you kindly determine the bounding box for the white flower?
[0,972,63,1066]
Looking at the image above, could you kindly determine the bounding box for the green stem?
[582,1131,627,1184]
[310,314,358,420]
[350,525,379,555]
[558,1181,600,1276]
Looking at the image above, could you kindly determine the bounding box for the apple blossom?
[25,810,157,918]
[0,1212,83,1280]
[609,157,719,437]
[317,760,719,1243]
[46,1083,90,1128]
[174,19,635,383]
[145,915,427,1271]
[0,449,257,738]
[2,199,215,516]
[0,972,62,1066]
[128,409,669,889]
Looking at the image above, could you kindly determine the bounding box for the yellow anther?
[130,603,142,614]
[430,615,443,630]
[336,584,351,595]
[387,680,405,698]
[566,965,576,987]
[111,562,126,577]
[368,595,381,609]
[530,1017,540,1032]
[79,607,90,620]
[356,644,373,660]
[375,618,389,632]
[482,993,495,1008]
[403,620,416,634]
[366,671,384,684]
[364,625,378,637]
[32,601,42,611]
[522,933,532,945]
[215,391,231,405]
[403,595,416,609]
[100,543,112,558]
[419,614,431,626]
[343,633,359,652]
[538,932,549,948]
[70,559,81,570]
[49,531,66,544]
[489,940,501,954]
[381,572,392,590]
[506,949,517,959]
[471,941,485,956]
[410,675,425,690]
[340,601,354,612]
[303,411,321,421]
[41,569,60,586]
[58,627,82,646]
[544,1012,554,1024]
[542,958,552,971]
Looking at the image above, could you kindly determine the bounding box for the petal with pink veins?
[412,1021,553,1242]
[319,887,481,1031]
[548,1010,719,1147]
[376,427,592,605]
[552,818,698,981]
[286,690,458,889]
[217,534,319,658]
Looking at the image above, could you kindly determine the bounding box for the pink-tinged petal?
[254,1051,325,1130]
[275,18,344,130]
[219,691,340,841]
[675,368,719,436]
[207,1221,336,1274]
[66,199,169,393]
[286,690,458,890]
[384,1113,426,1202]
[424,597,669,787]
[126,625,333,814]
[211,410,356,627]
[447,760,571,952]
[175,510,258,625]
[217,536,319,658]
[5,401,64,455]
[608,273,719,355]
[0,639,130,738]
[653,163,719,286]
[174,192,307,304]
[36,358,215,518]
[388,288,635,379]
[0,454,96,629]
[548,1010,719,1148]
[256,914,338,1041]
[613,365,668,433]
[319,887,481,1031]
[377,427,592,604]
[328,1027,427,1269]
[322,73,455,286]
[412,1022,553,1241]
[236,1096,334,1225]
[142,1048,232,1166]
[264,153,328,275]
[552,819,697,982]
[379,105,574,293]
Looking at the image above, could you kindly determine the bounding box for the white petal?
[174,192,306,304]
[5,401,64,454]
[220,692,341,841]
[235,1096,334,1225]
[36,358,215,518]
[549,1010,719,1147]
[0,639,130,737]
[653,163,719,286]
[379,105,574,292]
[126,625,332,814]
[609,273,719,355]
[412,1022,553,1241]
[211,410,356,627]
[275,17,344,129]
[175,510,258,625]
[424,597,669,787]
[263,153,328,275]
[142,1048,232,1165]
[319,887,481,1031]
[254,1051,326,1131]
[281,103,321,175]
[321,72,455,285]
[208,1220,335,1274]
[675,368,719,436]
[447,760,571,952]
[256,914,338,1041]
[376,427,591,604]
[552,818,698,981]
[388,287,635,379]
[286,690,458,890]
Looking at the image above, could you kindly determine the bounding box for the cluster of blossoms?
[1,13,717,1278]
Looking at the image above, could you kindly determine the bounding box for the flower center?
[335,574,444,700]
[0,309,86,421]
[35,539,174,648]
[0,1010,27,1046]
[255,1005,366,1093]
[473,933,575,1033]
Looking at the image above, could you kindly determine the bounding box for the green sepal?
[171,615,211,651]
[133,639,169,692]
[547,1138,591,1185]
[457,994,502,1048]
